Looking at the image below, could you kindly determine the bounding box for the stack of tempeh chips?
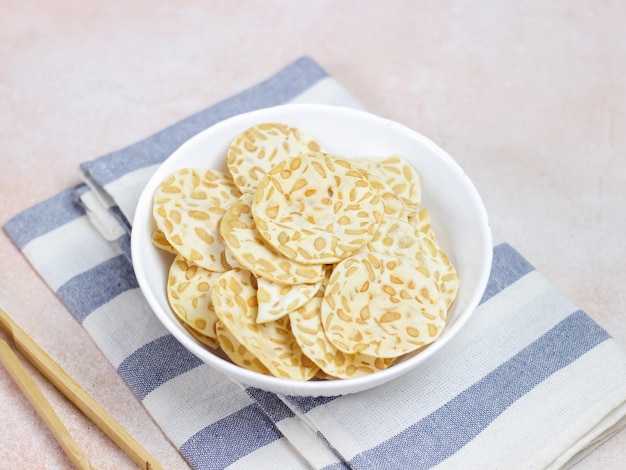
[151,123,459,381]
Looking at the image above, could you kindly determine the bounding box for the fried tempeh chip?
[226,122,322,194]
[153,168,240,272]
[290,270,394,378]
[220,195,325,285]
[321,252,447,358]
[211,269,319,380]
[252,152,384,264]
[166,255,223,339]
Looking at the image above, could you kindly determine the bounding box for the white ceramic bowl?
[131,104,492,396]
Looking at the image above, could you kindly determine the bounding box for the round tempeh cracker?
[352,155,421,217]
[321,252,447,358]
[153,168,241,272]
[252,152,384,264]
[166,255,223,339]
[377,155,422,212]
[289,270,394,378]
[256,276,322,324]
[220,195,325,285]
[215,321,271,375]
[352,162,407,220]
[211,269,319,380]
[362,217,425,258]
[226,122,322,194]
[364,217,459,308]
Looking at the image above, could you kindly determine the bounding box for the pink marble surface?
[1,1,624,468]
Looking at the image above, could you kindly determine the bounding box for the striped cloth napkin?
[4,57,626,470]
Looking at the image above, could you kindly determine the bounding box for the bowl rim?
[131,103,493,396]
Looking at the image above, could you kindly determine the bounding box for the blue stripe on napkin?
[481,243,534,303]
[180,404,284,470]
[3,186,85,249]
[115,233,132,262]
[285,394,339,414]
[246,388,296,422]
[109,205,132,233]
[79,57,328,187]
[57,254,139,323]
[334,310,610,470]
[118,334,203,400]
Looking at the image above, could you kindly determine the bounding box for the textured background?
[1,1,624,468]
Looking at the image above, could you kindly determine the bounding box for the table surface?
[1,1,624,468]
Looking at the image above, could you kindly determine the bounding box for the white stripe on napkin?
[79,188,127,241]
[22,215,120,291]
[82,289,167,367]
[437,340,626,470]
[559,405,626,469]
[273,416,344,469]
[98,164,161,224]
[142,366,255,447]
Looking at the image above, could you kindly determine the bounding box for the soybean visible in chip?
[364,217,459,308]
[167,255,223,339]
[289,270,393,378]
[153,168,240,272]
[226,122,322,194]
[352,155,421,217]
[151,228,177,254]
[256,276,322,323]
[220,195,325,285]
[321,252,447,358]
[211,269,319,380]
[352,161,407,220]
[215,321,271,375]
[407,208,437,240]
[252,152,384,264]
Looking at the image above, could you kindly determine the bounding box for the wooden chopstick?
[0,338,94,469]
[0,307,163,470]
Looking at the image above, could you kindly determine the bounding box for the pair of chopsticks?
[0,307,163,470]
